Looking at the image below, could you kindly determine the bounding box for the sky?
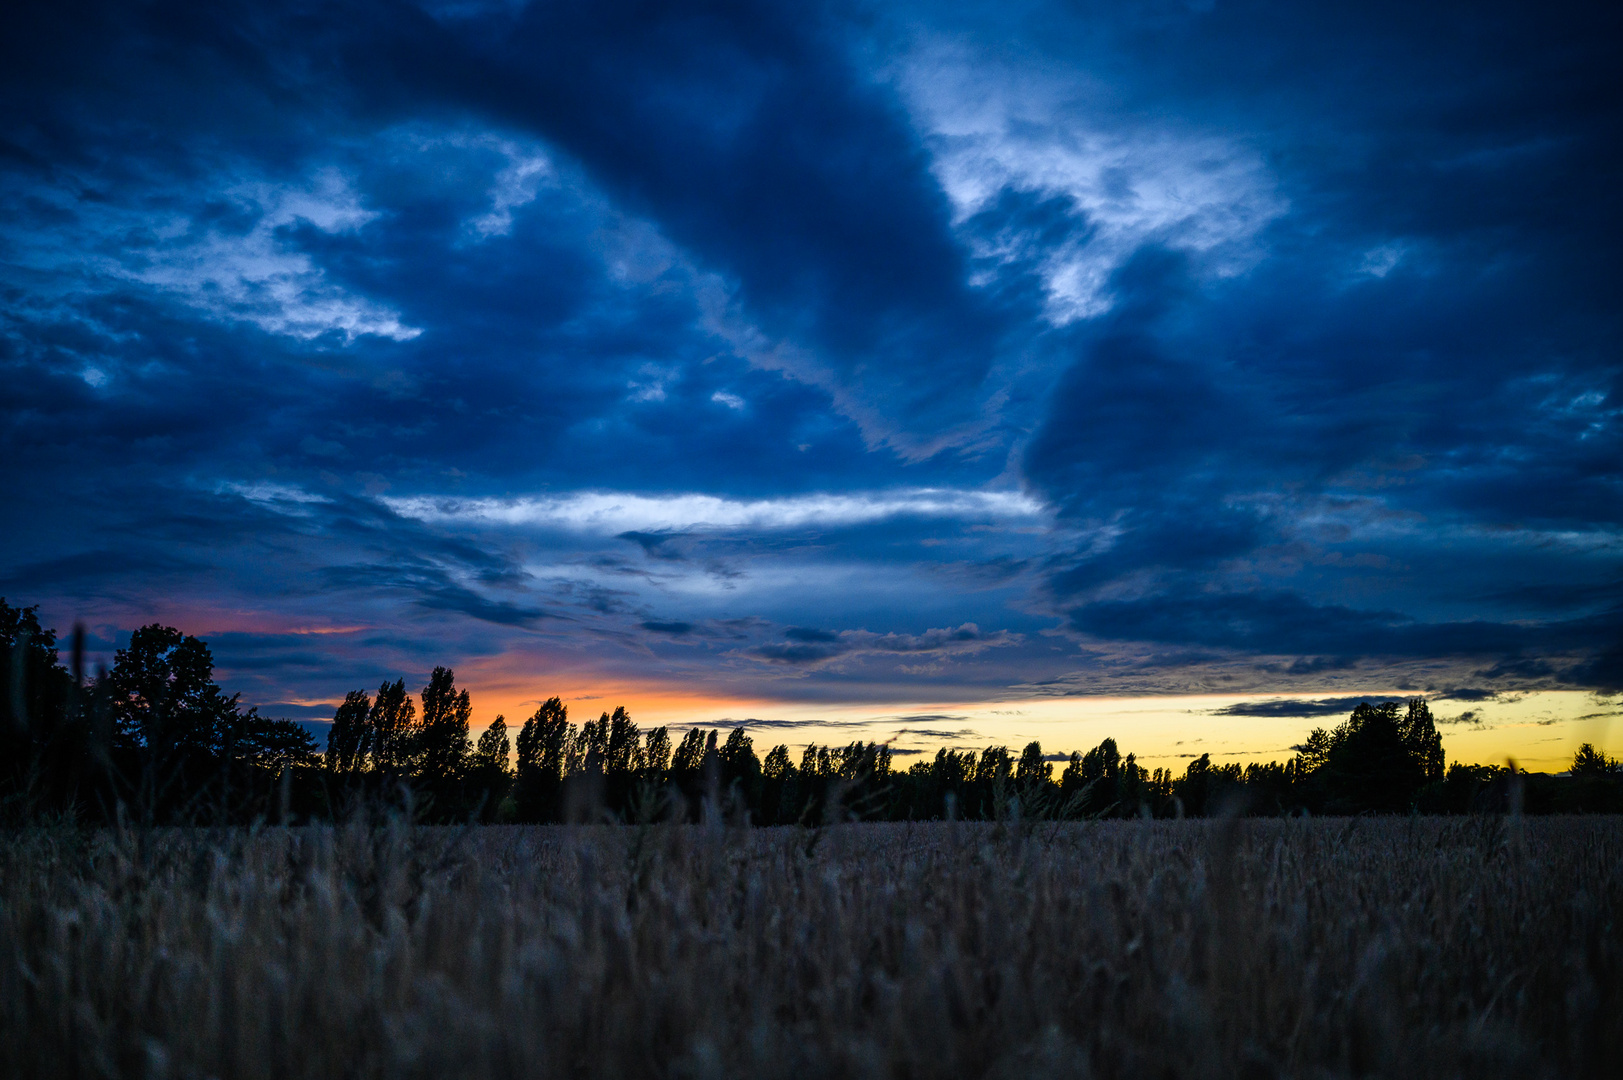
[2,0,1620,771]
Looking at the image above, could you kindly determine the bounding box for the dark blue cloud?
[453,0,1013,427]
[320,560,556,627]
[1430,687,1500,703]
[784,627,840,644]
[1,0,1619,717]
[1067,591,1522,657]
[1211,696,1408,719]
[749,623,1018,667]
[1006,1,1622,688]
[1565,645,1623,694]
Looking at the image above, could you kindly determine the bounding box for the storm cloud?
[2,0,1618,716]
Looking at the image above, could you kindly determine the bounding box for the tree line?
[3,600,1620,824]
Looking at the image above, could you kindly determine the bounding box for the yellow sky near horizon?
[281,681,1620,775]
[71,601,1619,776]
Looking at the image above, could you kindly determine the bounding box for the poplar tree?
[325,690,372,774]
[417,666,471,786]
[643,727,672,778]
[367,679,417,775]
[515,697,569,822]
[470,714,513,819]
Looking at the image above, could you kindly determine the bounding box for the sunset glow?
[4,0,1618,775]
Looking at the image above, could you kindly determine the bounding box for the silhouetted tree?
[670,728,711,818]
[106,625,238,819]
[718,726,762,819]
[514,697,568,822]
[1080,738,1124,816]
[37,598,1623,825]
[109,626,228,753]
[325,690,373,775]
[1570,742,1618,779]
[698,730,722,819]
[903,746,976,820]
[1118,753,1148,816]
[560,710,614,821]
[416,667,472,817]
[603,706,642,814]
[233,714,320,771]
[100,623,316,822]
[1014,741,1059,817]
[0,600,81,819]
[1552,743,1623,812]
[671,727,707,777]
[368,679,417,778]
[469,714,513,820]
[760,744,795,824]
[974,745,1013,818]
[1322,701,1431,813]
[823,741,892,821]
[1399,699,1445,783]
[643,726,671,781]
[472,715,510,769]
[1240,760,1292,816]
[1174,754,1213,817]
[796,743,834,822]
[1146,767,1175,815]
[1295,727,1333,773]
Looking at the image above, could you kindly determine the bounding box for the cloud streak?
[386,488,1045,534]
[750,624,1022,667]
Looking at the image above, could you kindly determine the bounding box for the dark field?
[2,817,1618,1079]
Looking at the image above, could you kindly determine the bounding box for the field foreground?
[2,818,1618,1079]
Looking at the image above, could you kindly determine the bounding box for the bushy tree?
[233,714,320,772]
[108,625,234,760]
[106,625,240,818]
[101,623,315,821]
[1399,699,1445,783]
[1570,743,1619,778]
[1322,701,1434,813]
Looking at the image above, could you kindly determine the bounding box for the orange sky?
[289,665,1620,775]
[62,601,1619,775]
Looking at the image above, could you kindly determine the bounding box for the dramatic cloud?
[2,0,1619,741]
